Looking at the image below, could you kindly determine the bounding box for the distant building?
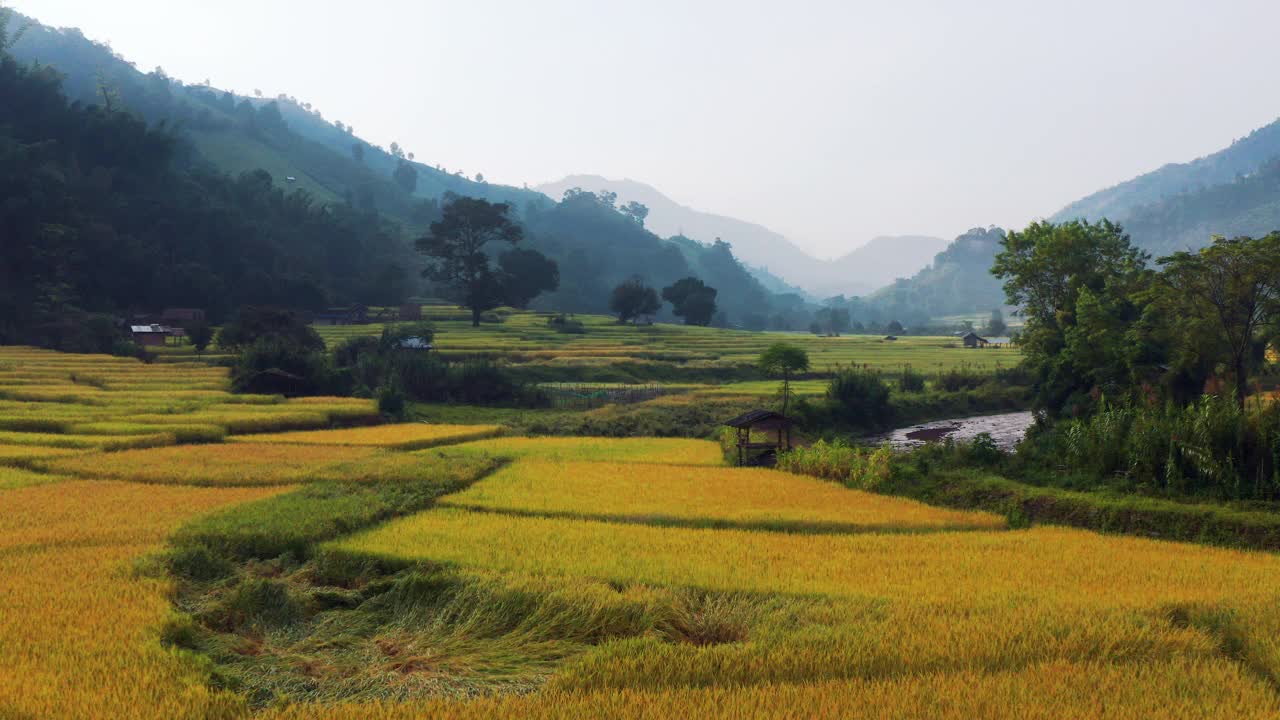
[962,331,989,349]
[130,324,177,347]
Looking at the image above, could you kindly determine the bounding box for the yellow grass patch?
[336,510,1280,606]
[0,443,87,466]
[263,658,1279,720]
[445,437,724,465]
[42,443,448,486]
[0,480,285,718]
[442,460,1003,533]
[231,423,503,450]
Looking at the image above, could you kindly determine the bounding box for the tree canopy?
[416,197,525,326]
[609,277,661,324]
[661,277,718,326]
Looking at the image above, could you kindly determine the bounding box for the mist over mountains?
[537,175,945,298]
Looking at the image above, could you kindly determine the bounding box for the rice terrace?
[8,2,1280,717]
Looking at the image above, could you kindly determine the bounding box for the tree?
[886,320,904,334]
[992,219,1149,414]
[1158,234,1280,407]
[985,309,1007,336]
[185,320,214,355]
[609,276,661,324]
[389,141,405,159]
[351,143,364,164]
[393,159,418,194]
[215,307,324,353]
[758,342,810,416]
[662,277,718,326]
[620,201,649,227]
[499,247,560,309]
[416,197,523,327]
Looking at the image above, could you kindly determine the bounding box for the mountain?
[864,228,1007,326]
[815,235,950,299]
[9,17,551,224]
[7,13,801,329]
[537,175,944,297]
[1053,117,1280,231]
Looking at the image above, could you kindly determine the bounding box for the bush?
[898,366,926,392]
[937,367,987,392]
[376,379,407,420]
[231,337,334,397]
[777,440,893,491]
[823,367,893,430]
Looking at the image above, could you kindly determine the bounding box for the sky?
[12,0,1280,259]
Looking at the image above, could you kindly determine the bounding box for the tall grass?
[776,440,894,491]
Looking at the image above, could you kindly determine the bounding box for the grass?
[0,443,88,466]
[0,480,285,719]
[0,466,69,490]
[333,509,1280,602]
[230,423,504,450]
[312,311,1021,381]
[443,437,724,465]
[40,443,452,487]
[173,451,502,561]
[441,460,1003,534]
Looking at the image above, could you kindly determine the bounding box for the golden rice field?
[443,436,725,465]
[41,442,465,487]
[229,423,504,450]
[0,480,286,719]
[4,347,1280,719]
[441,459,1004,533]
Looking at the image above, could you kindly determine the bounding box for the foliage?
[776,440,897,492]
[499,247,560,309]
[661,277,718,326]
[416,196,527,327]
[897,365,926,392]
[216,306,324,353]
[992,219,1150,415]
[609,276,662,324]
[756,342,810,416]
[230,336,334,397]
[797,366,892,431]
[1156,233,1280,406]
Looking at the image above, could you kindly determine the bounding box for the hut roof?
[723,409,791,429]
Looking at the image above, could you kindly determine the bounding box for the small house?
[724,409,793,466]
[130,324,177,347]
[962,331,989,349]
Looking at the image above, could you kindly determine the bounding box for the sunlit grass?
[444,437,724,465]
[42,443,458,487]
[230,423,503,450]
[442,459,1002,533]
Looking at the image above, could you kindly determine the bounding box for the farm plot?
[230,423,503,450]
[441,460,1003,533]
[41,443,471,487]
[443,436,724,465]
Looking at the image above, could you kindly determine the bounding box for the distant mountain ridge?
[1053,116,1280,226]
[537,175,944,297]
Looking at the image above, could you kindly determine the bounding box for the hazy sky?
[13,0,1280,258]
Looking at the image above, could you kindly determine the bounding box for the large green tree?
[992,219,1149,414]
[499,247,560,309]
[609,276,661,324]
[661,277,718,326]
[417,197,524,327]
[1157,234,1280,407]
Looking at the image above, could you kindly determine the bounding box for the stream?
[865,410,1035,452]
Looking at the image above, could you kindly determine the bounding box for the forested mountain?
[0,44,414,342]
[1053,119,1280,225]
[863,228,1008,327]
[4,11,799,333]
[537,175,945,297]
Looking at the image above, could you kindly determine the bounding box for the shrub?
[898,366,926,393]
[230,337,334,397]
[823,367,892,430]
[937,367,987,392]
[376,379,407,420]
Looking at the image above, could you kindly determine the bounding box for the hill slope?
[1052,116,1280,228]
[537,175,944,297]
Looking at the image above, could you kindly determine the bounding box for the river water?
[865,410,1035,451]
